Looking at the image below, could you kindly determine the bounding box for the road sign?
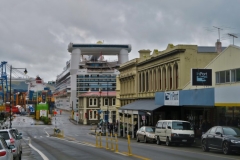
[76,113,79,117]
[142,115,145,121]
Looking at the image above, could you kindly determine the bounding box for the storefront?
[215,86,240,127]
[155,88,215,137]
[118,99,162,138]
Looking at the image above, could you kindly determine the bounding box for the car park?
[155,120,194,146]
[0,129,22,160]
[0,136,14,160]
[201,126,240,155]
[136,126,156,143]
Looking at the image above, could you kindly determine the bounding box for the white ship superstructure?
[54,42,131,111]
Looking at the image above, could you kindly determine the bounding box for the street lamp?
[9,65,27,128]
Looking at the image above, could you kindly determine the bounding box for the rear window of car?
[0,132,10,140]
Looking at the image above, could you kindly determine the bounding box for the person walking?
[201,120,207,135]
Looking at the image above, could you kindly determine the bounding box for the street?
[11,111,240,160]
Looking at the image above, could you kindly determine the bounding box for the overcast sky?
[1,0,239,82]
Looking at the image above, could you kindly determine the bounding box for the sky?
[1,0,240,82]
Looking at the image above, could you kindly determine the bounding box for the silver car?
[136,126,156,143]
[0,136,13,160]
[0,129,22,160]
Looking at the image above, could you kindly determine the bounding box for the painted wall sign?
[191,69,212,86]
[164,91,179,106]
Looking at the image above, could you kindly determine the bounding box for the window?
[231,70,236,82]
[209,127,217,134]
[172,122,192,130]
[162,122,167,129]
[237,69,240,81]
[226,70,230,82]
[220,71,225,83]
[89,98,97,106]
[89,110,98,120]
[215,127,223,134]
[112,98,116,106]
[104,98,109,106]
[167,122,172,129]
[216,72,220,84]
[156,122,162,129]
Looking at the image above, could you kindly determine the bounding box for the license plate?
[182,140,187,142]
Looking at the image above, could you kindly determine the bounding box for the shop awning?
[119,99,162,111]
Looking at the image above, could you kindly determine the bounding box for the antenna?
[213,26,223,40]
[228,33,238,45]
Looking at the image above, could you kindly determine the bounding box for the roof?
[79,91,116,97]
[119,99,162,111]
[197,46,226,53]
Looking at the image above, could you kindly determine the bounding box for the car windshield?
[172,122,193,130]
[145,127,155,133]
[223,127,240,136]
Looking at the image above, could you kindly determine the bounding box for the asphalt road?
[11,112,240,160]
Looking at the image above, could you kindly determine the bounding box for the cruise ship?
[54,42,131,112]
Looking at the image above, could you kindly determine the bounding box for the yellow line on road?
[122,152,151,160]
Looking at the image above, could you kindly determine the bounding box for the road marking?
[28,138,49,160]
[122,152,150,160]
[44,127,50,137]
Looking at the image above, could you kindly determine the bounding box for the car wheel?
[166,137,171,146]
[222,141,231,155]
[156,137,161,145]
[136,135,140,142]
[144,136,147,143]
[202,139,209,152]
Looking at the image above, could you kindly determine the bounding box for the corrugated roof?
[197,46,226,53]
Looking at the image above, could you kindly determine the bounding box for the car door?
[214,127,223,149]
[207,127,217,148]
[138,127,144,141]
[166,122,172,138]
[161,122,167,142]
[155,122,162,140]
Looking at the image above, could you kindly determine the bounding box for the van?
[155,120,194,146]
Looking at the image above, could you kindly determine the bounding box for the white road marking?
[29,139,49,160]
[115,152,127,156]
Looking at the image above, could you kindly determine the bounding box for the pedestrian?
[109,123,113,135]
[201,120,207,135]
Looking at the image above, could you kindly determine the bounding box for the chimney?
[138,49,151,59]
[215,39,222,53]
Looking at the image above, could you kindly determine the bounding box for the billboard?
[164,91,179,106]
[191,69,212,86]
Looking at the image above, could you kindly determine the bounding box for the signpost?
[76,113,79,124]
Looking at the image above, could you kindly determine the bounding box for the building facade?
[118,43,225,137]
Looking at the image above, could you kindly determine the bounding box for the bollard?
[99,133,102,148]
[96,132,99,147]
[115,133,118,152]
[127,135,132,155]
[111,133,114,151]
[106,132,109,149]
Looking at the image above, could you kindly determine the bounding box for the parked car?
[201,126,240,154]
[0,136,14,160]
[136,126,156,143]
[155,120,195,146]
[0,129,22,160]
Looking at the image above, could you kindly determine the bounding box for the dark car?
[136,126,156,143]
[201,126,240,154]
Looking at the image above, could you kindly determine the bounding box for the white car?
[0,129,22,160]
[0,136,13,160]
